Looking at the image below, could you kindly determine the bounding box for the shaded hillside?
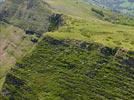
[0,0,52,33]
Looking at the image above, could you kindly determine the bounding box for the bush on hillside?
[91,8,104,17]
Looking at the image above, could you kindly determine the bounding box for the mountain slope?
[46,16,134,50]
[0,0,134,99]
[0,0,54,93]
[0,0,52,33]
[86,0,134,16]
[2,36,134,100]
[44,0,134,26]
[0,22,34,90]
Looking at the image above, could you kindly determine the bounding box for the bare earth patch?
[0,24,33,91]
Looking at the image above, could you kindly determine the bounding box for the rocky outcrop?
[5,74,25,87]
[48,14,63,31]
[100,47,117,56]
[44,37,65,45]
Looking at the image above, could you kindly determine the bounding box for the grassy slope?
[44,0,134,26]
[44,0,96,20]
[1,0,134,99]
[0,22,34,91]
[46,16,134,51]
[0,0,53,92]
[44,0,134,50]
[2,37,134,99]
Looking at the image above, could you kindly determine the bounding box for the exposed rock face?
[48,13,63,31]
[2,74,25,97]
[26,0,35,9]
[122,56,134,67]
[5,74,25,87]
[100,47,117,56]
[44,37,65,45]
[25,30,42,38]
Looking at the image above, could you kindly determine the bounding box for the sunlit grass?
[46,16,134,50]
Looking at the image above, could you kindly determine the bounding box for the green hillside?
[0,0,53,93]
[2,36,134,99]
[45,0,134,26]
[0,22,34,90]
[0,0,134,99]
[46,16,134,50]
